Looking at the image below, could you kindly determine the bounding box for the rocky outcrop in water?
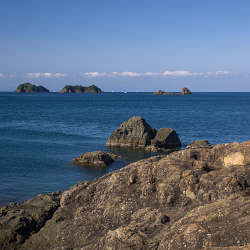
[15,83,49,93]
[1,140,250,249]
[72,151,117,167]
[153,90,167,95]
[106,116,181,151]
[153,87,192,96]
[181,87,192,95]
[60,84,102,94]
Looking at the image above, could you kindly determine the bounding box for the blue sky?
[1,0,250,91]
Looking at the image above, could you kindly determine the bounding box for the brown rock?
[106,116,157,148]
[1,140,250,249]
[72,151,117,167]
[153,90,167,95]
[106,116,181,151]
[186,139,213,149]
[151,128,181,149]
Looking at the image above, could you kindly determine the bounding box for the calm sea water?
[1,92,250,205]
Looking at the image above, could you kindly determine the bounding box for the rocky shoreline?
[1,139,250,249]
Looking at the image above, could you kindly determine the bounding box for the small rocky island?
[106,116,181,152]
[72,151,117,167]
[1,139,250,249]
[15,82,49,93]
[153,87,192,96]
[60,84,103,94]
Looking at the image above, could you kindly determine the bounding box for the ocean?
[0,92,250,205]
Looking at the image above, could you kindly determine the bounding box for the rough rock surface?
[186,139,213,149]
[1,140,250,249]
[106,116,181,151]
[60,84,102,94]
[0,192,61,250]
[72,151,117,167]
[106,116,157,148]
[15,83,49,93]
[151,128,181,149]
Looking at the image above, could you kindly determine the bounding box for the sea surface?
[1,92,250,205]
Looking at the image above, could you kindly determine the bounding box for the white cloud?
[162,70,192,77]
[162,71,203,77]
[143,72,160,76]
[54,73,66,78]
[82,70,231,78]
[26,72,66,78]
[26,73,41,78]
[84,72,107,77]
[0,73,5,78]
[120,72,141,77]
[206,70,230,76]
[43,72,53,78]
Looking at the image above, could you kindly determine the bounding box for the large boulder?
[2,140,250,249]
[72,151,117,167]
[106,116,157,148]
[106,116,181,151]
[151,128,181,149]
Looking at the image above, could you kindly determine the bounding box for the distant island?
[153,87,192,96]
[15,83,49,93]
[60,84,103,94]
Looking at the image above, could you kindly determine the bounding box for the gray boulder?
[72,151,117,167]
[106,116,156,148]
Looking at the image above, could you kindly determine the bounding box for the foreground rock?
[72,151,117,167]
[106,116,181,151]
[186,139,213,149]
[15,83,49,93]
[1,140,250,249]
[60,84,102,93]
[153,87,192,96]
[0,192,61,250]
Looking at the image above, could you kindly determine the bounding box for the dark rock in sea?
[181,87,192,95]
[60,84,103,94]
[72,151,117,167]
[15,82,49,93]
[187,139,213,149]
[106,116,181,151]
[151,128,182,149]
[153,87,192,96]
[106,116,157,148]
[153,90,167,95]
[1,140,250,249]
